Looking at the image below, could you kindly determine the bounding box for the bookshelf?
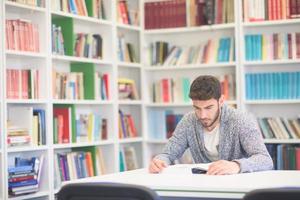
[0,0,300,199]
[238,0,300,170]
[142,0,240,166]
[142,0,300,169]
[116,0,144,172]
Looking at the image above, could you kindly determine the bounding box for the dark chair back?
[243,188,300,200]
[57,182,160,200]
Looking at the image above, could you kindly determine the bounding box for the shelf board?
[146,139,168,144]
[5,1,46,12]
[51,11,112,26]
[7,145,48,153]
[52,99,113,105]
[145,62,236,71]
[117,62,142,68]
[52,55,113,65]
[8,191,49,200]
[245,100,300,104]
[6,99,48,104]
[118,137,143,144]
[144,23,235,34]
[145,102,192,107]
[146,100,236,107]
[116,23,141,31]
[264,139,300,144]
[53,140,115,149]
[244,59,300,66]
[118,100,142,105]
[6,50,47,58]
[243,18,300,27]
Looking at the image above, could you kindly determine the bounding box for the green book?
[52,17,74,56]
[70,63,95,100]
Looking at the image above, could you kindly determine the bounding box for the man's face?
[193,98,222,128]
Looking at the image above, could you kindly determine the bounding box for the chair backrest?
[243,188,300,200]
[57,182,161,200]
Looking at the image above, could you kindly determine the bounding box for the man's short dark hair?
[189,75,221,100]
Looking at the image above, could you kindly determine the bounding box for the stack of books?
[8,155,44,196]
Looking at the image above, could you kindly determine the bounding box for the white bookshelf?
[141,0,241,166]
[1,0,300,199]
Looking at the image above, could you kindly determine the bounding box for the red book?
[288,33,292,59]
[102,73,109,100]
[21,70,29,99]
[296,147,300,170]
[161,79,170,103]
[53,107,71,143]
[296,33,300,58]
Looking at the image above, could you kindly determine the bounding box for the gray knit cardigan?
[155,104,274,173]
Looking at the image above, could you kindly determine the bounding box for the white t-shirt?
[203,125,220,161]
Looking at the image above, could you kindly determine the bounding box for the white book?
[8,107,33,145]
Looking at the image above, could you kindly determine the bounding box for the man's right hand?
[148,159,168,173]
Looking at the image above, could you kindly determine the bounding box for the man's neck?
[204,116,221,132]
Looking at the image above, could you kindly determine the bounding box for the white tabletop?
[66,169,300,199]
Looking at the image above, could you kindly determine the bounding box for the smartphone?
[191,167,207,174]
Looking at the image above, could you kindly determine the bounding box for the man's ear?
[218,95,225,106]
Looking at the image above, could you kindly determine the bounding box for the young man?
[149,75,273,175]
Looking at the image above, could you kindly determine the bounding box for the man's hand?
[207,160,240,175]
[149,159,168,173]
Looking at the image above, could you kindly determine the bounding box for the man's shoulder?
[223,105,255,124]
[181,111,197,124]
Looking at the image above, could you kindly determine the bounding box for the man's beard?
[199,105,220,128]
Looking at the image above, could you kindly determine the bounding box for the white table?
[66,169,300,199]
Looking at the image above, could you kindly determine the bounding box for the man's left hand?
[207,160,240,175]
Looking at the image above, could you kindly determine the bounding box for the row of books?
[245,72,300,100]
[266,144,300,170]
[118,110,137,139]
[243,0,300,22]
[52,24,65,55]
[7,107,46,147]
[244,33,300,61]
[117,0,139,26]
[53,105,108,144]
[144,0,187,29]
[258,117,300,139]
[53,71,84,100]
[152,77,191,103]
[6,69,40,99]
[152,75,235,103]
[75,113,108,143]
[148,110,183,140]
[190,0,234,26]
[54,147,105,187]
[52,0,89,16]
[117,34,138,63]
[119,146,138,172]
[53,68,110,100]
[8,0,45,7]
[149,38,235,66]
[8,155,44,196]
[6,19,40,52]
[118,78,139,100]
[74,33,103,59]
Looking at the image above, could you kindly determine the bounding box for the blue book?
[277,145,283,170]
[245,74,251,100]
[8,165,33,174]
[296,72,300,99]
[33,109,46,145]
[9,179,37,189]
